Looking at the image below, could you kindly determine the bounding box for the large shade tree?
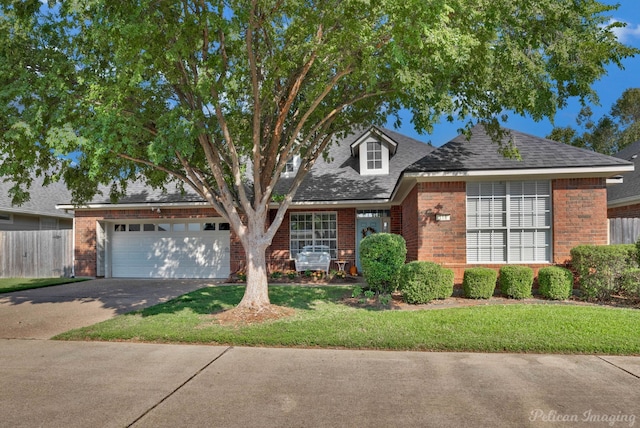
[0,0,636,311]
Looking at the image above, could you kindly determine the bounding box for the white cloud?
[607,19,640,43]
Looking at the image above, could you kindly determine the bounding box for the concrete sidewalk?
[1,340,638,428]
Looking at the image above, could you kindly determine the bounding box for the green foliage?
[538,266,574,300]
[617,269,640,301]
[546,89,640,155]
[463,268,497,299]
[570,244,638,301]
[378,294,392,306]
[499,266,534,299]
[270,271,283,279]
[399,261,453,304]
[352,286,364,299]
[364,290,376,300]
[360,233,406,294]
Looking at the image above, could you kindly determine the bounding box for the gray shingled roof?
[407,125,632,173]
[0,175,73,219]
[87,180,205,205]
[608,139,640,203]
[79,126,435,205]
[275,126,435,202]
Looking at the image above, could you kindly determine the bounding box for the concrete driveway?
[0,278,218,339]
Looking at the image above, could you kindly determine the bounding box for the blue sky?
[388,1,640,147]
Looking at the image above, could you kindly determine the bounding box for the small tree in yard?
[0,1,636,314]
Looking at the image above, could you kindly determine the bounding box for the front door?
[355,218,381,273]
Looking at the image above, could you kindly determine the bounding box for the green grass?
[0,277,89,294]
[54,285,640,355]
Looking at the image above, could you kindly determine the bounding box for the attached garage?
[107,219,230,279]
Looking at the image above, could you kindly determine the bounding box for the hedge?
[499,265,534,299]
[570,244,638,301]
[463,267,497,299]
[399,261,454,304]
[538,266,574,300]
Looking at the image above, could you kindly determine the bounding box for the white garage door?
[110,220,230,279]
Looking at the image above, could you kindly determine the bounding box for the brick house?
[607,139,640,218]
[61,125,633,282]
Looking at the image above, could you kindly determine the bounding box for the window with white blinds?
[466,181,551,263]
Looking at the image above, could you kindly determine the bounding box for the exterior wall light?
[435,213,451,222]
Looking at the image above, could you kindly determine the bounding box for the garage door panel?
[111,226,230,279]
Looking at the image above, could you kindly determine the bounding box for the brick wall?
[415,182,467,266]
[401,186,419,261]
[74,177,609,281]
[390,205,402,234]
[608,202,640,218]
[552,178,608,265]
[401,178,608,284]
[266,208,357,273]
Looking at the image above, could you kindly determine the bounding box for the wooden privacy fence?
[0,230,73,278]
[609,218,640,245]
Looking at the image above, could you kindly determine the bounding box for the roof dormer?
[350,127,398,176]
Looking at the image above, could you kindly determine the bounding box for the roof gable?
[349,126,398,157]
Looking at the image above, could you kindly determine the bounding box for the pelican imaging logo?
[529,409,636,426]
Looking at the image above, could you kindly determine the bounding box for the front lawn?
[54,285,640,355]
[0,277,89,294]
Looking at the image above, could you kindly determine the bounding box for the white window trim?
[466,181,552,264]
[358,137,390,176]
[282,155,301,178]
[289,212,338,260]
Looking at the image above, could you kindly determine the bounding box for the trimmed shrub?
[618,268,640,301]
[399,261,454,304]
[570,244,638,301]
[435,268,455,300]
[499,266,533,299]
[538,266,573,300]
[463,267,497,299]
[360,233,407,294]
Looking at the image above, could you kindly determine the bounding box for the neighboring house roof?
[608,139,640,206]
[406,125,632,174]
[0,175,73,219]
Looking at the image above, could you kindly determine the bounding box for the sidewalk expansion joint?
[597,356,640,380]
[126,346,234,427]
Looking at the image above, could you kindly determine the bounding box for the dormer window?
[283,155,301,177]
[367,141,383,170]
[350,128,397,176]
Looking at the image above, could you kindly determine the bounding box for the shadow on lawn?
[138,285,352,317]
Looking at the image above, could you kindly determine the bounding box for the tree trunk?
[236,233,271,310]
